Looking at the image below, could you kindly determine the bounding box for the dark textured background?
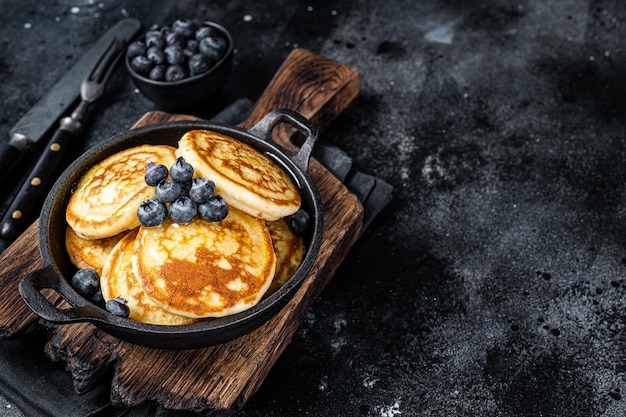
[2,0,626,416]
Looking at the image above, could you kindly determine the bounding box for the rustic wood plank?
[0,49,363,413]
[0,222,53,337]
[107,160,362,410]
[241,48,361,129]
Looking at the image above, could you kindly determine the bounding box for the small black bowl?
[126,21,233,112]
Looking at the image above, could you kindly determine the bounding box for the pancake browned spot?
[66,144,177,239]
[100,228,195,325]
[132,208,276,318]
[176,130,301,221]
[65,226,127,274]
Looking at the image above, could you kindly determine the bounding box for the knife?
[0,18,141,184]
[0,19,141,241]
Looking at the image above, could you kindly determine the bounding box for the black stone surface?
[1,1,626,416]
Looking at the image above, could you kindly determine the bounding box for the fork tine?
[86,38,123,84]
[81,38,125,102]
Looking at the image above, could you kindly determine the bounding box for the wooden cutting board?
[0,49,363,412]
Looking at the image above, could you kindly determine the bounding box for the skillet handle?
[248,108,319,173]
[18,265,105,324]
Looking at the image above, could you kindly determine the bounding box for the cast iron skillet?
[18,109,323,350]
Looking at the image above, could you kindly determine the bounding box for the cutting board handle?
[238,49,360,149]
[0,48,363,412]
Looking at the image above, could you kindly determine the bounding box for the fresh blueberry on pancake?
[144,162,168,186]
[137,199,168,227]
[198,195,228,222]
[168,195,197,223]
[155,179,183,203]
[66,144,177,239]
[287,208,311,235]
[71,268,100,298]
[105,297,130,318]
[170,156,194,182]
[176,130,301,221]
[189,177,215,203]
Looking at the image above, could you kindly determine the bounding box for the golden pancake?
[100,229,195,325]
[265,219,304,296]
[132,209,276,318]
[65,226,127,274]
[176,130,301,221]
[66,144,177,239]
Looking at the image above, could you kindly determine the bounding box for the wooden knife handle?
[0,124,77,241]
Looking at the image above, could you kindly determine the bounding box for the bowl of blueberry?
[126,19,233,111]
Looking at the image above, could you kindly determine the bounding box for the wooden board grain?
[0,49,363,412]
[0,222,46,337]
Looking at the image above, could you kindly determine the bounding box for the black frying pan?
[18,109,323,350]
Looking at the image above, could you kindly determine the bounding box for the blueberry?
[189,177,215,203]
[71,268,100,297]
[166,31,186,47]
[130,55,153,76]
[184,40,199,59]
[137,198,168,226]
[287,208,310,234]
[179,179,192,197]
[198,195,228,222]
[198,35,227,61]
[149,64,166,81]
[186,39,198,53]
[159,26,171,38]
[165,64,188,81]
[195,25,219,41]
[145,162,169,186]
[164,44,184,65]
[183,48,195,60]
[172,19,197,38]
[127,41,147,59]
[91,288,105,306]
[155,180,183,203]
[170,157,194,182]
[145,31,165,49]
[189,53,211,75]
[146,28,161,37]
[105,297,130,318]
[169,196,197,223]
[146,46,166,65]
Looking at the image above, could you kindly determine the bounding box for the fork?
[0,38,127,241]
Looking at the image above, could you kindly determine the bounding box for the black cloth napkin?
[0,99,392,417]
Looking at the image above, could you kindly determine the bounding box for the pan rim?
[33,116,323,347]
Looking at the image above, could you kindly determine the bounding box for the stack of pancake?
[65,131,305,325]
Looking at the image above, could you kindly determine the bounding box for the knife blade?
[0,18,141,183]
[0,19,141,242]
